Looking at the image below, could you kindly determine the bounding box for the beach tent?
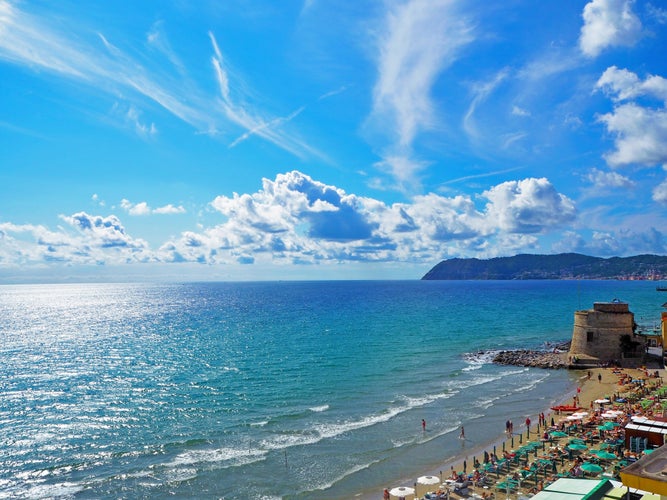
[415,476,440,497]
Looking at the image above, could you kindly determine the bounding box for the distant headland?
[421,253,667,280]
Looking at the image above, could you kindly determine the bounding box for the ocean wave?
[166,446,267,470]
[309,404,329,412]
[6,481,83,500]
[461,350,501,365]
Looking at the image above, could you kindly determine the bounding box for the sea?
[0,279,664,500]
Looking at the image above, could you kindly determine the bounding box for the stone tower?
[568,299,635,364]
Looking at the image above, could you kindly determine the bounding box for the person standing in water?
[422,419,426,432]
[460,426,465,439]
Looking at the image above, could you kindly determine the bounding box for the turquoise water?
[0,280,662,499]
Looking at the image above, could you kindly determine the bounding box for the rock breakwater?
[493,349,569,369]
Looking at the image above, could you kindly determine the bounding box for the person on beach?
[459,426,465,439]
[598,372,602,383]
[505,419,510,434]
[422,419,426,432]
[383,488,390,500]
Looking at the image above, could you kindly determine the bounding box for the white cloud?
[463,68,509,139]
[207,32,319,159]
[598,103,667,167]
[8,171,667,272]
[0,2,319,159]
[596,68,667,168]
[585,167,635,189]
[482,178,576,234]
[511,105,530,117]
[579,0,642,58]
[153,204,186,215]
[121,199,186,216]
[596,66,667,102]
[368,0,474,188]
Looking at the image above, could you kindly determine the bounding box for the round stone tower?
[569,299,635,364]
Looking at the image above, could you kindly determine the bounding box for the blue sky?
[1,0,667,282]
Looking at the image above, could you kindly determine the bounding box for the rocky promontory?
[492,346,570,369]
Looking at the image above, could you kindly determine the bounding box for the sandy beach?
[372,365,665,500]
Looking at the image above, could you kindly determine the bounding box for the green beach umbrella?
[580,462,603,474]
[550,431,568,438]
[592,450,617,460]
[569,438,586,445]
[567,443,588,451]
[644,448,656,455]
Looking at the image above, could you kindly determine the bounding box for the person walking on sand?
[598,372,602,383]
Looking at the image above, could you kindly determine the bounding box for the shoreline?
[356,365,659,500]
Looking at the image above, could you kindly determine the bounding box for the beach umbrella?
[389,486,415,499]
[581,462,604,474]
[415,476,440,497]
[567,443,588,451]
[571,412,589,418]
[592,450,617,460]
[643,449,656,455]
[550,431,568,438]
[595,398,611,404]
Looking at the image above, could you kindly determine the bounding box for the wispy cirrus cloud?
[207,31,322,159]
[0,1,319,157]
[367,0,474,191]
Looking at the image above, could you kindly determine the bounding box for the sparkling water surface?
[0,280,662,499]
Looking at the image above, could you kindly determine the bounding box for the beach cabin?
[569,300,641,367]
[624,416,667,453]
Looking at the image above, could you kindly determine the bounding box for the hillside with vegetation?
[421,253,667,280]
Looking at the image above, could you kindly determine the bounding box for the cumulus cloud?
[162,171,577,266]
[482,178,576,234]
[0,213,153,267]
[60,212,149,250]
[121,199,186,215]
[8,171,667,271]
[585,167,635,189]
[579,0,642,57]
[596,66,667,102]
[596,67,667,167]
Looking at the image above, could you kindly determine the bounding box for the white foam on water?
[309,404,329,412]
[166,446,267,470]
